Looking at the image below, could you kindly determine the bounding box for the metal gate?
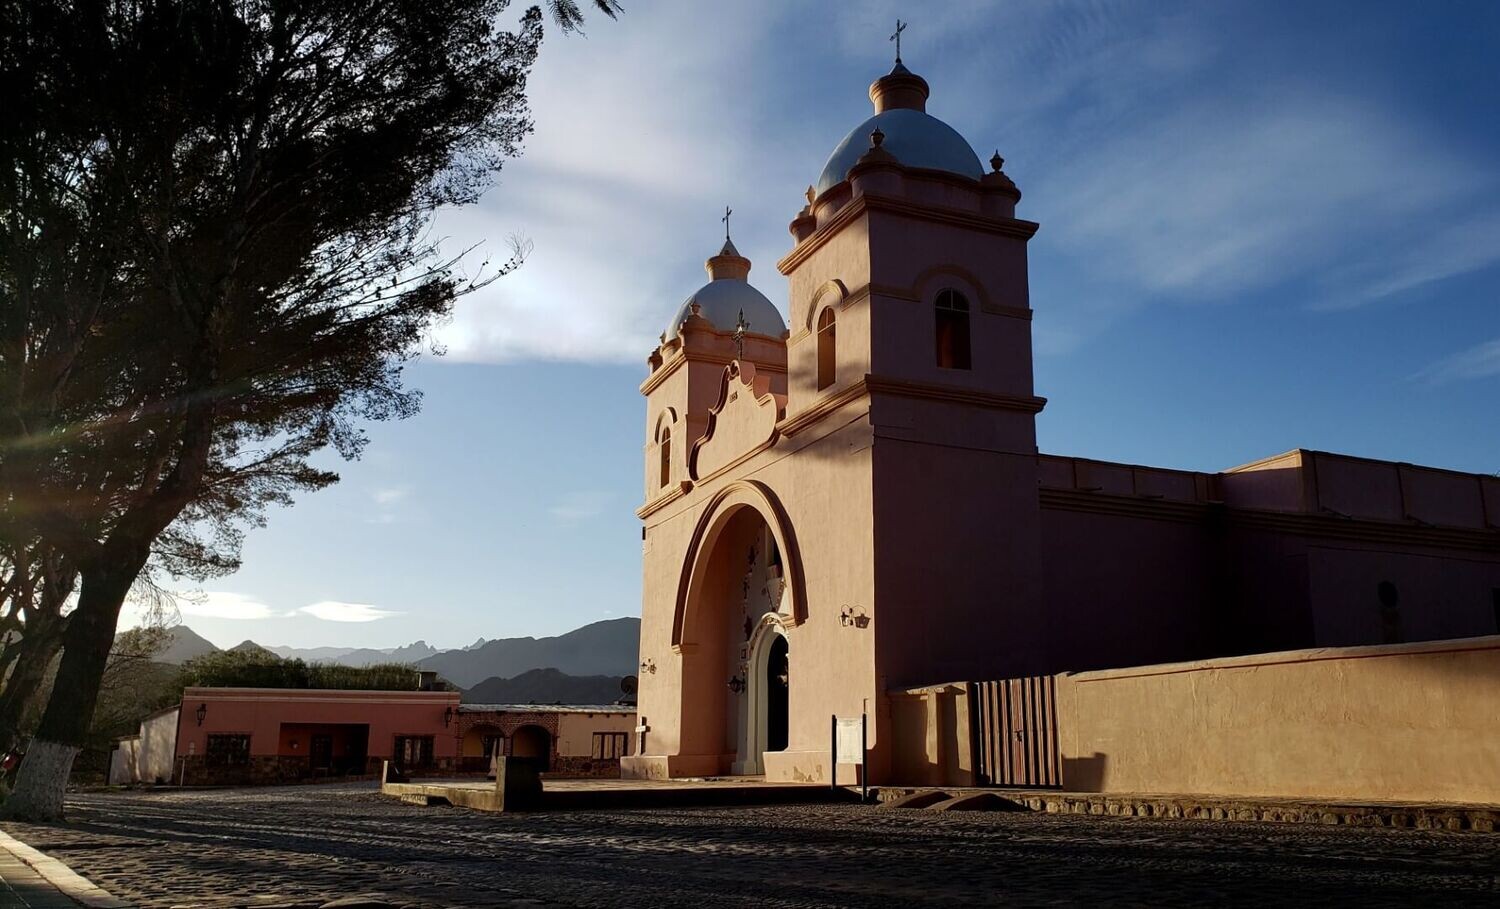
[967,676,1060,787]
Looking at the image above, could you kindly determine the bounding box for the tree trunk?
[3,556,142,820]
[0,615,66,756]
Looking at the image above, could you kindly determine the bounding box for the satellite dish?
[621,675,639,696]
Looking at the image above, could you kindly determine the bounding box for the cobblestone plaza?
[4,784,1499,907]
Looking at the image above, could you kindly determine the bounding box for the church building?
[623,59,1500,786]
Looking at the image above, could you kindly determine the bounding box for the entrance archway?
[461,724,504,773]
[731,614,790,774]
[511,725,551,771]
[766,634,789,753]
[674,492,798,775]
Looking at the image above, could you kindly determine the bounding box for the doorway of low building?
[309,734,333,773]
[461,724,505,774]
[511,724,551,772]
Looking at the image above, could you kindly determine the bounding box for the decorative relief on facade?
[688,360,786,481]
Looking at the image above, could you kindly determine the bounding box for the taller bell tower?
[778,60,1051,684]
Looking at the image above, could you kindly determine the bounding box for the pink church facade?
[624,62,1500,787]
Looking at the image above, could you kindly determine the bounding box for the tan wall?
[889,685,974,787]
[556,711,636,758]
[1056,637,1500,803]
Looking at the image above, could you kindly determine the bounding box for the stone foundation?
[179,755,456,787]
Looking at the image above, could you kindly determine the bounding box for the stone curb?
[0,829,134,908]
[872,787,1500,832]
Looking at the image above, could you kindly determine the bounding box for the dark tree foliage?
[180,649,423,691]
[0,0,613,818]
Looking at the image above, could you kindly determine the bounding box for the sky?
[128,0,1500,650]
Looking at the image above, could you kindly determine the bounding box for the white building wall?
[138,707,180,784]
[108,737,141,785]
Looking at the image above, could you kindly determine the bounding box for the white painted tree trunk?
[3,739,79,821]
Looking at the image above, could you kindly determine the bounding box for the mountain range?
[149,617,641,691]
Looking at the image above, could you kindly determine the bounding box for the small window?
[816,307,837,390]
[592,732,628,760]
[394,734,435,769]
[659,426,672,488]
[205,734,250,766]
[935,289,971,370]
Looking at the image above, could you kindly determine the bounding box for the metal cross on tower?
[722,205,733,242]
[733,308,749,360]
[890,19,907,63]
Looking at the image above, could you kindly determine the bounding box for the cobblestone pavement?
[4,783,1500,908]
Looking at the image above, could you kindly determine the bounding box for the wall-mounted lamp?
[727,675,746,694]
[443,706,454,728]
[639,659,657,675]
[195,703,207,726]
[839,605,870,629]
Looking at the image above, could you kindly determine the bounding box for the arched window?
[935,289,971,370]
[659,426,672,488]
[816,307,837,390]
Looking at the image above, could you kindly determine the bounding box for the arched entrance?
[461,724,504,774]
[731,615,790,774]
[766,634,789,753]
[676,495,797,776]
[511,725,551,771]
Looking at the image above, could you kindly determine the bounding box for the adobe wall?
[140,707,180,785]
[1055,637,1500,803]
[176,688,460,761]
[1037,506,1221,672]
[108,738,140,785]
[555,711,636,758]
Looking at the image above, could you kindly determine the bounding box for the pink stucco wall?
[174,688,460,760]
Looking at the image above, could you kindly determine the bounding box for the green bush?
[181,650,423,691]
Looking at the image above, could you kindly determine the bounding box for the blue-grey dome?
[665,278,786,341]
[815,107,983,196]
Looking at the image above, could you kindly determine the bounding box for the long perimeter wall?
[1055,636,1500,804]
[892,636,1500,804]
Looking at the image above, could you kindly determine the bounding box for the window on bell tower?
[658,427,671,488]
[816,307,837,390]
[935,289,972,370]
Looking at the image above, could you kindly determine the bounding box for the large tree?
[0,0,615,819]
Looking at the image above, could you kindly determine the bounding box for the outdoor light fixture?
[839,605,870,629]
[195,703,207,726]
[727,675,746,694]
[639,659,656,674]
[443,706,454,728]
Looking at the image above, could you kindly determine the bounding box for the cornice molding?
[777,379,872,437]
[637,480,693,520]
[640,349,788,396]
[778,192,1040,275]
[1039,488,1500,552]
[864,375,1048,415]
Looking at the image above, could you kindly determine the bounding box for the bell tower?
[777,60,1051,683]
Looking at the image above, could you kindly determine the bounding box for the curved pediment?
[689,360,786,481]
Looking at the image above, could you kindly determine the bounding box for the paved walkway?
[0,829,130,908]
[4,783,1500,907]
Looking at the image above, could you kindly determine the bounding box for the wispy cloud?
[417,0,1496,364]
[1415,337,1500,385]
[178,591,283,621]
[372,486,409,506]
[549,491,613,524]
[300,601,401,623]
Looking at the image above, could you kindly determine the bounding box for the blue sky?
[137,0,1500,649]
